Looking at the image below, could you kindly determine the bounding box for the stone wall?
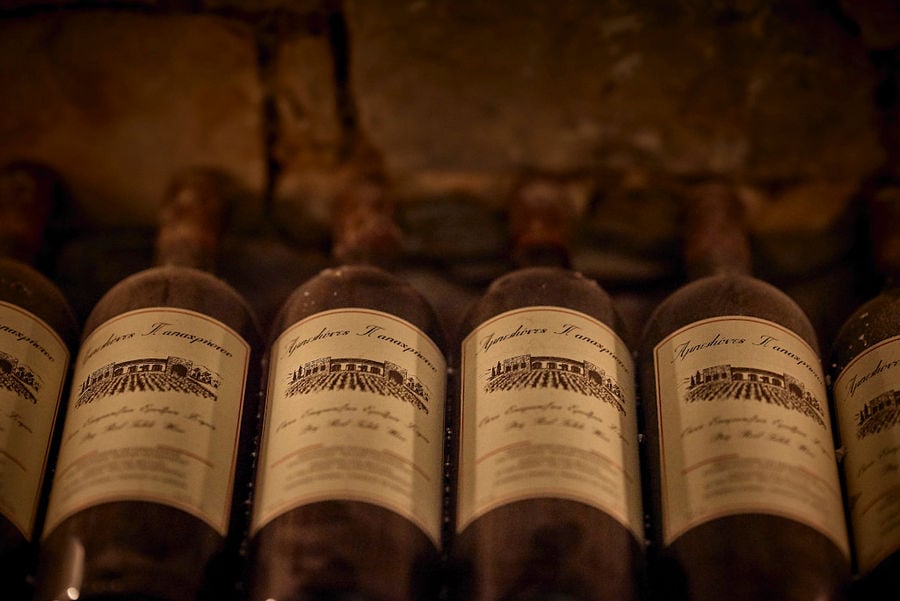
[1,0,898,349]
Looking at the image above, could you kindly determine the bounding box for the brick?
[399,196,505,263]
[270,31,343,170]
[839,0,900,50]
[743,181,861,234]
[265,17,350,247]
[0,1,169,11]
[198,0,326,14]
[344,0,883,183]
[0,11,265,228]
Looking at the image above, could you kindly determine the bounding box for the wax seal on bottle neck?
[682,181,753,280]
[0,161,60,265]
[154,168,229,272]
[508,177,575,269]
[331,177,402,267]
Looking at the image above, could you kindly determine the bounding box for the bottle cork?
[0,162,60,265]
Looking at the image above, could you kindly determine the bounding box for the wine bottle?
[0,162,79,600]
[247,178,447,601]
[637,182,851,601]
[829,186,900,599]
[34,168,263,601]
[450,178,645,601]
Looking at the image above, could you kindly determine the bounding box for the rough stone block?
[270,31,343,170]
[0,1,169,11]
[840,0,900,50]
[344,0,883,184]
[262,16,349,246]
[0,11,266,228]
[198,0,326,14]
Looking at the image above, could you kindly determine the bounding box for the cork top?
[331,178,402,267]
[0,161,60,264]
[681,182,753,280]
[867,184,900,283]
[154,168,229,271]
[508,177,575,269]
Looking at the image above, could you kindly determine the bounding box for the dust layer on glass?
[458,306,643,540]
[653,315,849,557]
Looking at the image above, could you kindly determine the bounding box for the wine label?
[251,308,446,547]
[653,315,849,556]
[833,335,900,573]
[0,301,69,539]
[42,308,250,538]
[457,307,643,539]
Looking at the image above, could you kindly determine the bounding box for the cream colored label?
[42,308,250,538]
[654,316,849,556]
[834,335,900,573]
[252,308,446,546]
[457,307,643,539]
[0,301,69,539]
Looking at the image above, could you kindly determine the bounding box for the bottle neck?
[0,162,58,265]
[513,245,571,269]
[681,182,752,280]
[508,178,575,270]
[331,179,401,269]
[153,169,228,272]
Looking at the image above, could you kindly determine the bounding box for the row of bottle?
[1,159,898,601]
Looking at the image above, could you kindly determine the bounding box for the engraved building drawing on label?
[855,389,900,439]
[76,356,221,406]
[485,353,625,414]
[685,364,825,427]
[0,349,42,404]
[286,356,430,414]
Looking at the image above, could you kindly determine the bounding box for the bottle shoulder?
[830,288,900,375]
[84,265,261,348]
[459,266,624,339]
[640,273,819,355]
[0,257,79,348]
[273,264,445,350]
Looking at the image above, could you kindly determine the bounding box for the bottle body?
[248,264,446,601]
[829,286,900,599]
[0,257,78,600]
[35,265,262,601]
[639,273,850,601]
[450,266,645,601]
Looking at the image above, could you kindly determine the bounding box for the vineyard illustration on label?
[685,364,824,426]
[855,390,900,439]
[0,349,42,404]
[485,354,626,414]
[286,356,431,413]
[76,356,221,406]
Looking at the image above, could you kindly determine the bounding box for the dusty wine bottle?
[34,168,263,601]
[247,178,447,601]
[637,183,851,601]
[829,186,900,600]
[0,162,79,601]
[449,178,645,601]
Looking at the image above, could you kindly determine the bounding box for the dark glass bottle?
[637,182,851,601]
[449,178,646,601]
[34,168,263,601]
[829,186,900,600]
[0,162,79,601]
[247,178,447,601]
